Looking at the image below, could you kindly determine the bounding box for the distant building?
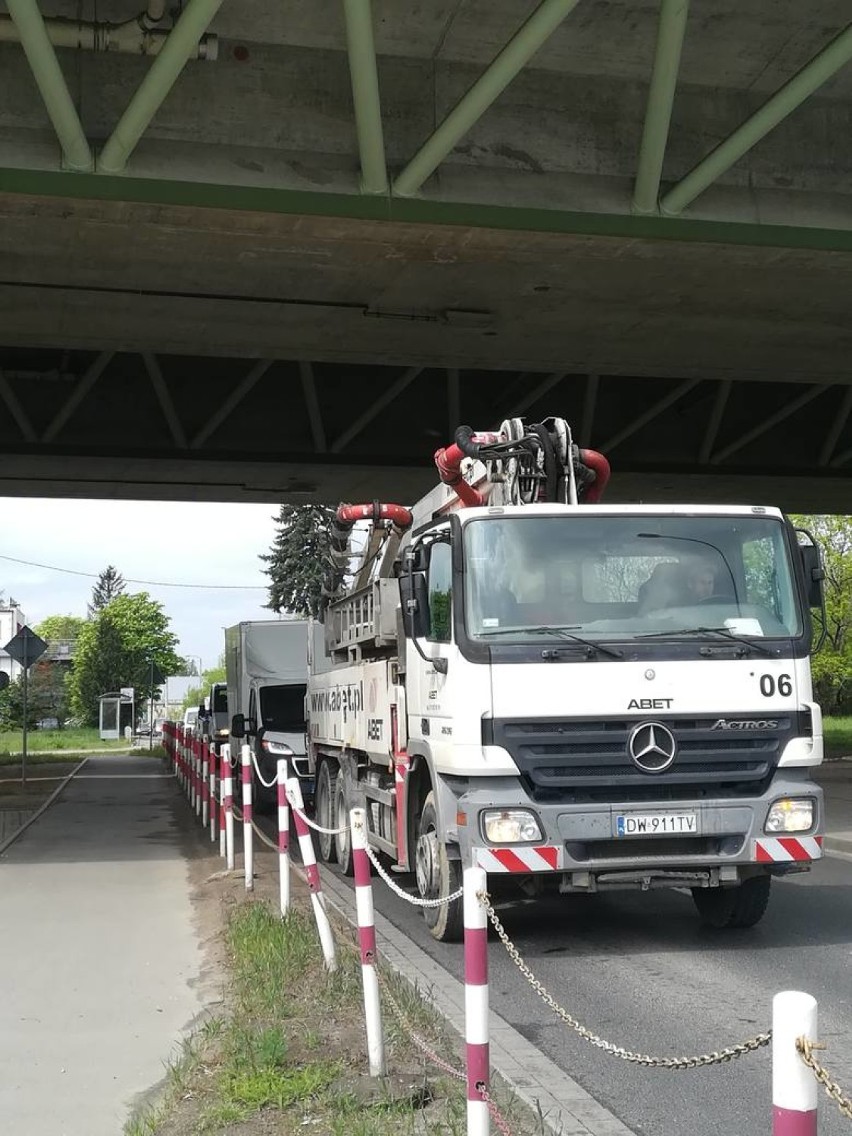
[0,600,26,683]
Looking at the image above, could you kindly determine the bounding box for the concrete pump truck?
[306,416,826,941]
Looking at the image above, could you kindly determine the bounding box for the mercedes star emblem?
[627,721,677,773]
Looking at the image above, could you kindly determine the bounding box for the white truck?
[307,416,826,941]
[225,620,311,808]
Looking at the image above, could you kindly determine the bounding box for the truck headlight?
[481,809,542,844]
[217,728,229,738]
[765,798,814,834]
[261,739,294,756]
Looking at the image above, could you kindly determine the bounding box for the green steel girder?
[342,0,388,195]
[5,0,93,171]
[662,22,852,215]
[393,0,582,196]
[633,0,690,215]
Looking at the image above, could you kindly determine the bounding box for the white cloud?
[0,498,281,670]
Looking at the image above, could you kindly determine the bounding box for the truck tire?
[315,759,338,864]
[691,875,771,929]
[416,791,463,943]
[334,775,354,876]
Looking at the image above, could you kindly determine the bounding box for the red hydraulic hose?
[336,502,413,528]
[579,449,610,503]
[434,440,496,507]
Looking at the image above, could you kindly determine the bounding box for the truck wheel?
[334,775,354,876]
[416,791,463,942]
[691,876,771,929]
[314,760,338,864]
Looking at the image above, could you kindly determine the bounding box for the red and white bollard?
[224,745,235,871]
[286,777,336,972]
[241,744,254,890]
[201,740,210,828]
[193,738,201,814]
[209,744,217,843]
[464,866,490,1136]
[773,991,818,1136]
[277,760,290,918]
[219,745,228,859]
[350,806,386,1077]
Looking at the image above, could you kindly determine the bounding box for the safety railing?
[158,720,851,1136]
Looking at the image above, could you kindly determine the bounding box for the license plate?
[616,811,697,837]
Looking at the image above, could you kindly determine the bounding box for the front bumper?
[455,770,824,889]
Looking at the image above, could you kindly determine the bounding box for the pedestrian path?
[0,754,208,1136]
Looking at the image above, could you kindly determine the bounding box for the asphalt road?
[320,850,852,1136]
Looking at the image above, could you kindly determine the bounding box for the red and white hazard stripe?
[241,744,254,891]
[277,760,290,918]
[754,836,823,863]
[351,805,385,1077]
[286,777,336,972]
[464,865,490,1136]
[475,845,562,873]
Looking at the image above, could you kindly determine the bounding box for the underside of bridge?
[0,1,850,510]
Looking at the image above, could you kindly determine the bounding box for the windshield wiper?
[637,626,775,656]
[479,625,623,659]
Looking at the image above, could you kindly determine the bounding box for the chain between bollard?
[364,844,465,908]
[478,1083,516,1136]
[797,1037,852,1121]
[287,798,349,837]
[249,751,280,790]
[478,890,772,1070]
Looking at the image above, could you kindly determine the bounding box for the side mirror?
[799,543,825,609]
[399,572,430,639]
[231,713,246,739]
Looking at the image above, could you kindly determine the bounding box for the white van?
[182,707,199,732]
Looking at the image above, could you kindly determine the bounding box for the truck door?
[408,538,453,741]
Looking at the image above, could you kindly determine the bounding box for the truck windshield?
[260,685,307,732]
[213,686,228,713]
[463,514,803,642]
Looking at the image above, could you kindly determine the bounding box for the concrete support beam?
[330,365,422,452]
[0,370,37,442]
[662,23,852,215]
[508,371,566,417]
[142,352,187,448]
[342,0,388,194]
[601,378,701,452]
[42,351,113,442]
[711,384,831,464]
[5,0,93,171]
[393,0,581,196]
[98,0,226,173]
[633,0,690,214]
[447,368,460,437]
[299,361,327,453]
[190,359,272,449]
[580,373,599,448]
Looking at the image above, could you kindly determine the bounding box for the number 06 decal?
[759,673,792,697]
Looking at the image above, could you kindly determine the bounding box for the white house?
[0,600,27,683]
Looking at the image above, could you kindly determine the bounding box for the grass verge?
[128,895,549,1136]
[0,727,126,759]
[825,716,852,757]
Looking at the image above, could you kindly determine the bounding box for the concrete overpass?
[0,1,850,510]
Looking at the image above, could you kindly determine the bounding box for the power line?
[0,552,266,591]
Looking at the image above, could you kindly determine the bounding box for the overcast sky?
[0,497,281,673]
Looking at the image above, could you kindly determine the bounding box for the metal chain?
[288,799,349,837]
[249,751,280,790]
[479,891,771,1070]
[479,1084,516,1136]
[365,844,464,909]
[797,1038,852,1121]
[378,972,465,1083]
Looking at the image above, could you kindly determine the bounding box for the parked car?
[182,707,199,733]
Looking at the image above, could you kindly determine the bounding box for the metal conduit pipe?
[97,0,226,172]
[4,0,93,171]
[0,12,217,58]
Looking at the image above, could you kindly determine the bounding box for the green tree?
[261,504,334,618]
[182,660,227,712]
[70,593,181,725]
[88,565,125,618]
[35,614,87,642]
[792,515,852,714]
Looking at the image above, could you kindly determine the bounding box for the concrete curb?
[321,871,636,1136]
[0,757,89,857]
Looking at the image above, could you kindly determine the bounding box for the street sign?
[120,687,135,700]
[3,626,47,668]
[151,664,166,686]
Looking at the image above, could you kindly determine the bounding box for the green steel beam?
[342,0,388,195]
[5,0,93,172]
[633,0,690,214]
[393,0,581,196]
[662,22,852,216]
[4,166,852,253]
[98,0,225,174]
